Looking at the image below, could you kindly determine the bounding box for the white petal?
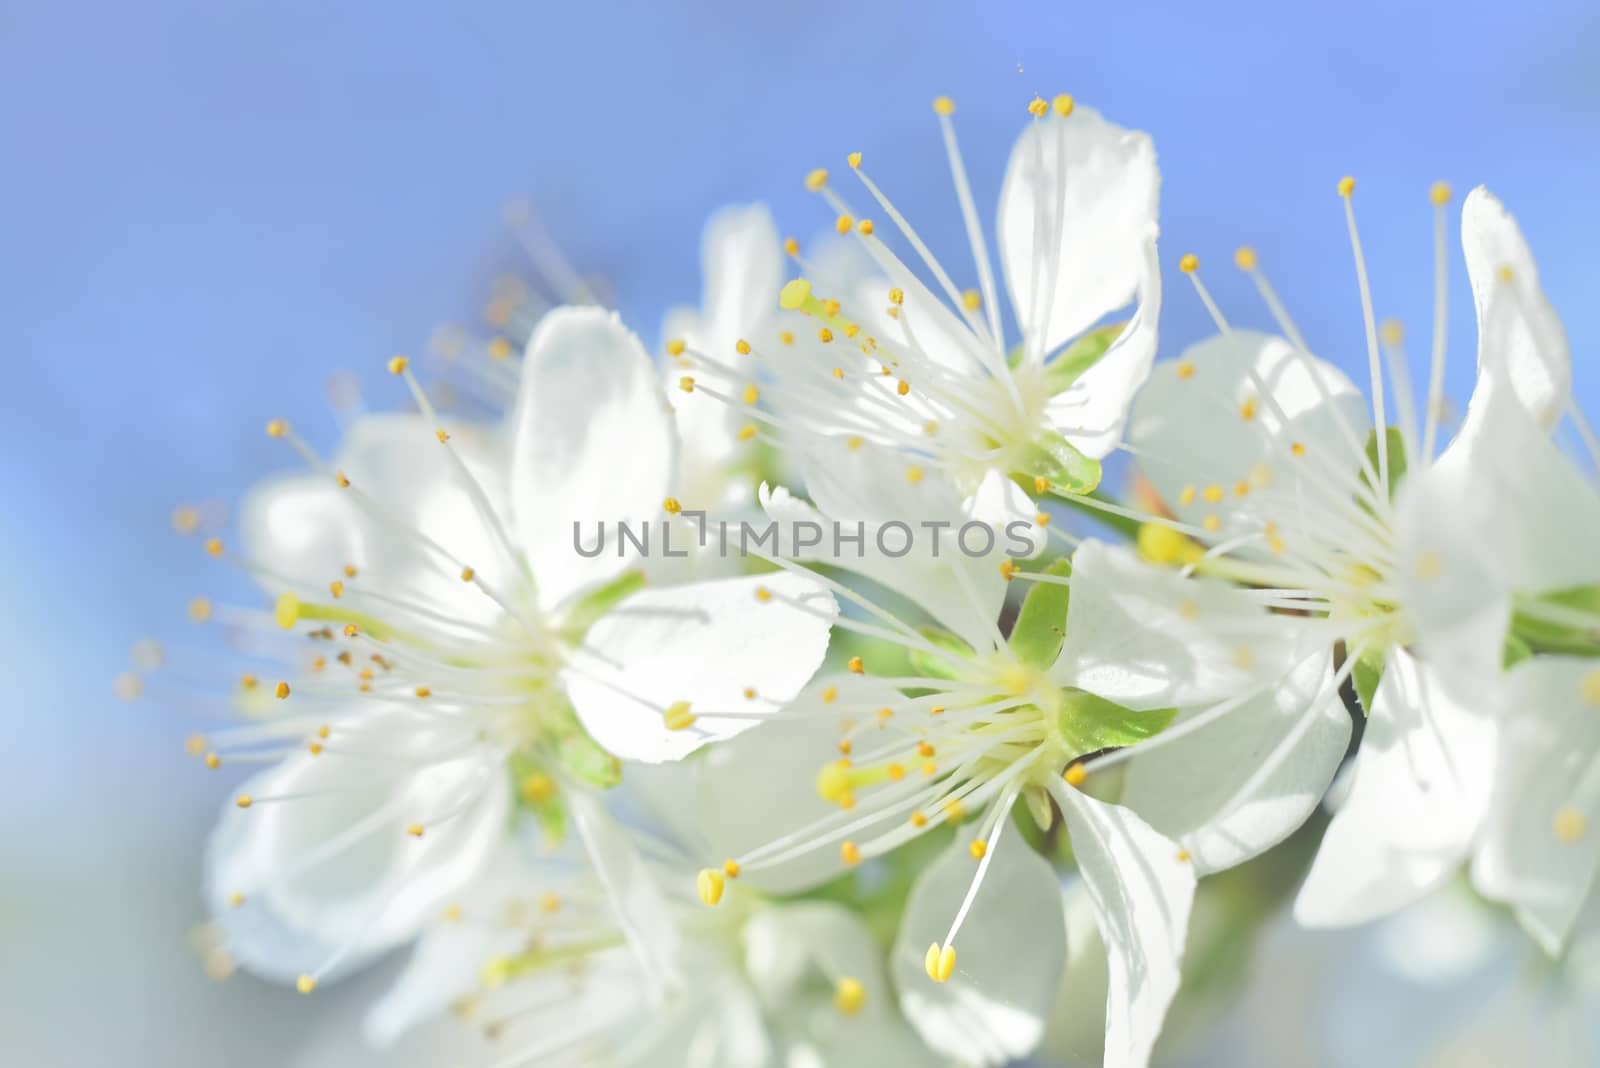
[242,414,514,628]
[759,475,1008,652]
[1056,540,1309,709]
[891,835,1067,1066]
[1045,232,1161,459]
[562,572,836,762]
[997,105,1158,356]
[1296,649,1494,927]
[1460,186,1570,431]
[1121,650,1351,874]
[1053,784,1195,1068]
[1472,657,1600,956]
[204,705,509,981]
[510,306,677,611]
[1128,330,1371,533]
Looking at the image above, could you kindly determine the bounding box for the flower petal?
[891,834,1067,1066]
[1044,231,1161,459]
[510,306,677,611]
[1121,650,1351,874]
[204,704,509,982]
[1053,784,1196,1068]
[562,572,836,762]
[1472,657,1600,956]
[1296,649,1494,927]
[1460,186,1569,431]
[1128,330,1371,533]
[1056,540,1309,709]
[997,105,1159,356]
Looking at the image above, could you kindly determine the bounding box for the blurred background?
[3,1,1598,1063]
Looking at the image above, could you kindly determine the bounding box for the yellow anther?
[1232,646,1256,670]
[784,237,800,258]
[736,338,752,355]
[1233,246,1258,271]
[846,435,863,450]
[923,420,939,435]
[922,761,938,776]
[999,558,1020,581]
[1202,514,1221,532]
[1497,264,1515,283]
[1177,599,1201,621]
[387,355,409,375]
[1429,181,1453,206]
[343,623,359,638]
[961,289,982,312]
[876,705,894,723]
[742,687,756,700]
[307,742,323,756]
[1034,512,1051,528]
[172,505,200,535]
[678,375,695,393]
[413,686,431,699]
[663,701,697,731]
[296,975,317,995]
[1337,175,1356,198]
[858,218,875,236]
[406,823,425,838]
[1053,93,1075,116]
[443,903,463,922]
[840,840,861,865]
[1234,480,1250,498]
[834,977,867,1016]
[885,762,906,781]
[1238,397,1257,421]
[185,734,206,756]
[520,772,555,804]
[911,810,928,827]
[925,943,957,983]
[1027,96,1048,117]
[821,685,838,704]
[1178,253,1199,274]
[1176,848,1192,863]
[837,739,852,756]
[275,681,290,699]
[266,418,289,438]
[1034,476,1052,494]
[240,673,258,691]
[460,566,475,582]
[1581,669,1600,706]
[539,892,561,914]
[779,329,795,346]
[1380,319,1404,347]
[1063,763,1088,788]
[1178,485,1196,507]
[1555,806,1587,843]
[933,96,956,115]
[235,794,254,809]
[847,656,865,674]
[228,892,246,908]
[336,470,350,488]
[818,327,834,343]
[905,466,924,485]
[896,379,911,396]
[663,496,683,515]
[741,384,760,405]
[838,791,857,810]
[835,214,854,235]
[738,423,757,442]
[887,287,904,306]
[487,336,513,360]
[919,742,937,759]
[1175,360,1195,380]
[722,859,741,879]
[929,705,946,716]
[435,428,450,443]
[1201,484,1224,504]
[969,840,988,860]
[204,753,221,770]
[832,367,846,380]
[188,596,213,623]
[1290,441,1306,457]
[329,579,344,599]
[204,537,223,558]
[755,586,773,604]
[666,339,687,356]
[805,168,829,192]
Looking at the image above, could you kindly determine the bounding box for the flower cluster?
[124,93,1599,1067]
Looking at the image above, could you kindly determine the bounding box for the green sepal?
[508,751,568,845]
[1503,632,1534,670]
[1016,429,1102,496]
[558,569,647,644]
[1041,322,1126,394]
[1008,558,1073,669]
[1056,690,1176,753]
[1511,585,1600,657]
[1351,647,1385,715]
[1359,427,1408,506]
[540,698,624,789]
[909,627,976,682]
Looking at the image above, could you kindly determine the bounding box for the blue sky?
[3,1,1597,1062]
